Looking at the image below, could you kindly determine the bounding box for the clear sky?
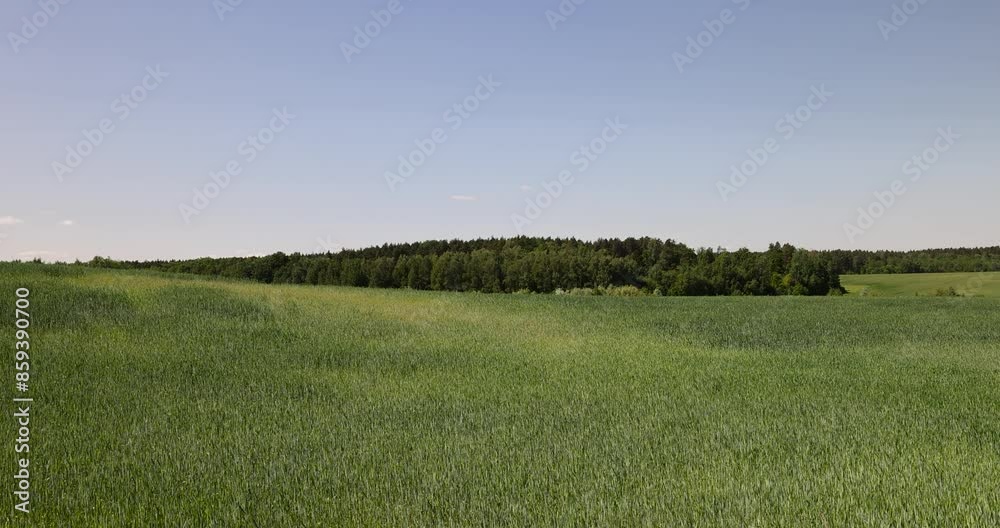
[2,0,998,261]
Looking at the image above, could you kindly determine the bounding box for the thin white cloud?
[449,195,479,202]
[17,251,61,258]
[519,185,533,192]
[0,216,24,225]
[59,220,75,226]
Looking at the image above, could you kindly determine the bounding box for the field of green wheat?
[2,262,999,526]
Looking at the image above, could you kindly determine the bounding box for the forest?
[85,238,1000,296]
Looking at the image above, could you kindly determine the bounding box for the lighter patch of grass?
[841,271,1000,297]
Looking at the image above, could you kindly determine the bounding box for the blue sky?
[1,0,998,261]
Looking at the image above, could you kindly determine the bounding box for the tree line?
[86,238,1000,296]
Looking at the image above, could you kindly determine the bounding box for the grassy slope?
[841,271,1000,297]
[2,263,999,526]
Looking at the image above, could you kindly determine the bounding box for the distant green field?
[841,271,1000,297]
[2,263,999,526]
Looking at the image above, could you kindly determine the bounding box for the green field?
[841,271,1000,297]
[3,263,999,526]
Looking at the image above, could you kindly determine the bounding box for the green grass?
[2,263,999,526]
[841,271,1000,297]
